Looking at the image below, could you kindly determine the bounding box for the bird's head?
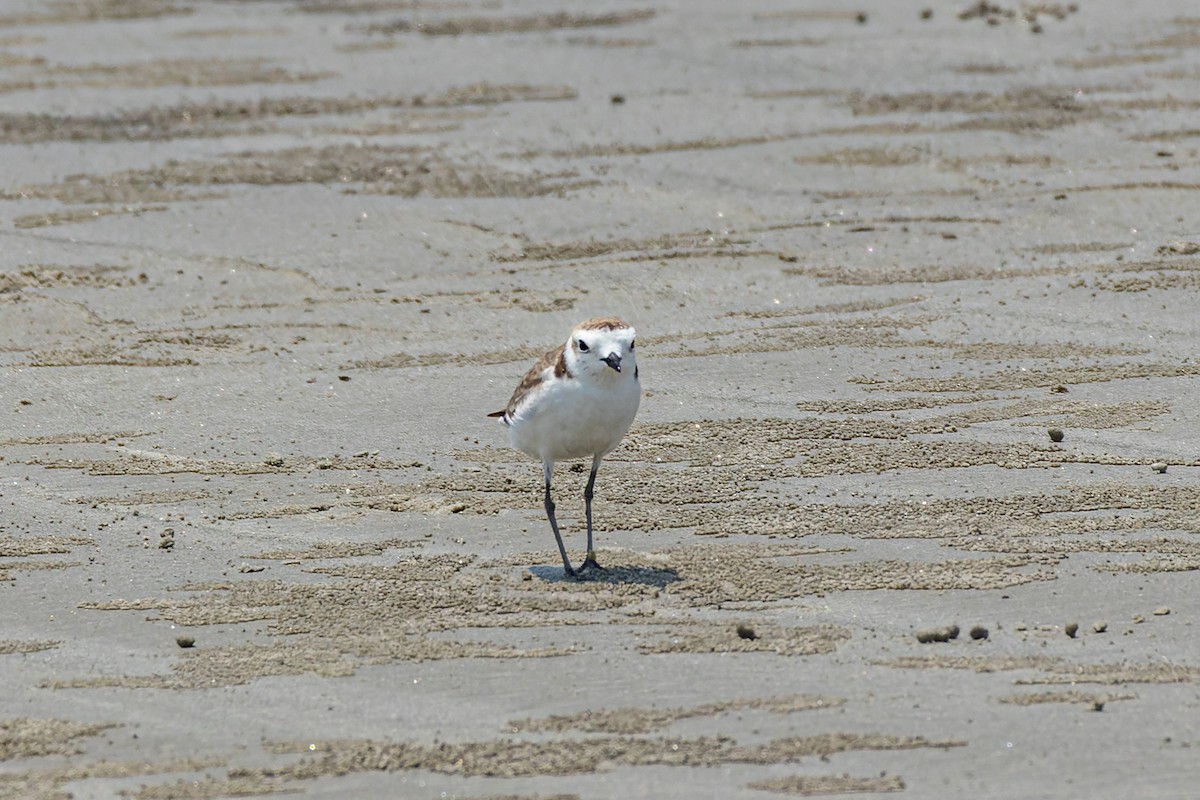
[565,318,638,383]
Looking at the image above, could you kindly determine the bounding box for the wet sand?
[2,1,1200,797]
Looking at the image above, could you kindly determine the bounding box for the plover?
[489,318,641,577]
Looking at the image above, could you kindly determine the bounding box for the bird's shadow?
[528,563,680,588]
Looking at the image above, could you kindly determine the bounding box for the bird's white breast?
[508,371,640,463]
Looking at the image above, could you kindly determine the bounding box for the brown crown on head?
[575,317,631,332]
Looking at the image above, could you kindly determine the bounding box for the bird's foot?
[580,551,605,572]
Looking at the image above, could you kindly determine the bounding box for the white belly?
[509,376,640,463]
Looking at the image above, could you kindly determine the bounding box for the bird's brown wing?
[488,342,568,423]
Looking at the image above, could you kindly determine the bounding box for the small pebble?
[916,625,959,643]
[1093,621,1108,633]
[736,623,759,641]
[1153,607,1170,616]
[610,94,626,105]
[920,8,933,19]
[1065,622,1079,638]
[1132,614,1146,624]
[176,635,195,649]
[856,11,868,24]
[1091,701,1105,712]
[969,625,989,640]
[1151,462,1168,474]
[1048,428,1064,443]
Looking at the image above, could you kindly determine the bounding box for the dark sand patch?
[747,774,906,796]
[954,62,1019,74]
[531,133,805,159]
[14,204,169,229]
[752,10,865,22]
[1016,663,1200,686]
[1093,556,1200,574]
[1057,53,1170,69]
[0,640,60,655]
[875,655,1063,673]
[0,84,574,144]
[0,718,113,761]
[794,147,927,167]
[0,56,331,97]
[1131,127,1200,141]
[25,348,198,368]
[509,694,844,735]
[997,690,1136,706]
[31,452,426,476]
[881,656,1199,686]
[0,265,147,292]
[133,733,960,797]
[733,38,825,48]
[853,362,1200,393]
[364,10,656,37]
[0,560,80,581]
[1026,241,1134,254]
[492,230,749,263]
[952,536,1200,558]
[847,86,1097,119]
[0,757,222,799]
[638,622,851,656]
[564,35,654,48]
[955,2,1079,30]
[7,144,587,206]
[1062,180,1200,192]
[171,26,288,40]
[291,1,473,12]
[788,255,1200,285]
[0,0,187,27]
[1091,271,1200,293]
[0,535,93,557]
[247,537,423,561]
[38,57,331,88]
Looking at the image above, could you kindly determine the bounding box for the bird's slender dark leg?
[581,454,604,571]
[543,461,577,578]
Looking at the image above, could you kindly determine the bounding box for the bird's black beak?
[602,353,622,372]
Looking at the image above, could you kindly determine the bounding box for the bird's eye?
[630,340,635,350]
[577,339,589,352]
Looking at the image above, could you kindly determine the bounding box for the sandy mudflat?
[1,1,1200,797]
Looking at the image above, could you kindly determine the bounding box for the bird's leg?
[543,462,577,578]
[581,454,604,571]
